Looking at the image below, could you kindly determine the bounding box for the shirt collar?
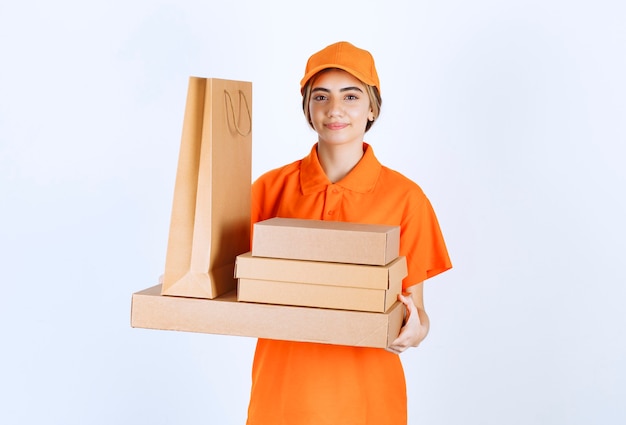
[300,143,382,195]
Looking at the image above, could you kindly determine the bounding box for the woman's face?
[308,69,374,148]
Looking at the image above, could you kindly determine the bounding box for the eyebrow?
[311,86,364,93]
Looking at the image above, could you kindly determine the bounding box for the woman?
[246,41,452,425]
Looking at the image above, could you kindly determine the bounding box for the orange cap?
[300,41,380,94]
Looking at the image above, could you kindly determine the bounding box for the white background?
[1,1,624,424]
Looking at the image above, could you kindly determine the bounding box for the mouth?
[325,122,348,130]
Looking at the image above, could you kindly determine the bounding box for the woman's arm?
[386,282,430,354]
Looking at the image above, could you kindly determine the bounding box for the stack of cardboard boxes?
[131,217,408,348]
[236,217,407,314]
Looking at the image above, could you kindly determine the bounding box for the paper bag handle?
[224,89,252,137]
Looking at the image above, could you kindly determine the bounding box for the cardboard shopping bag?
[161,77,252,299]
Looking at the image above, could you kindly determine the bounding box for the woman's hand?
[386,283,430,354]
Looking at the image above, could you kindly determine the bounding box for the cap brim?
[300,64,378,94]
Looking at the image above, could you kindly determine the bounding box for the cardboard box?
[235,252,407,289]
[237,279,401,312]
[252,218,400,266]
[235,253,407,312]
[131,285,404,348]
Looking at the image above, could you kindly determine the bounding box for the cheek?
[308,106,323,129]
[351,106,371,121]
[310,105,325,122]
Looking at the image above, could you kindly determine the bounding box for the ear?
[368,110,375,122]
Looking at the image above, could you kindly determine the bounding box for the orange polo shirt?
[246,143,451,425]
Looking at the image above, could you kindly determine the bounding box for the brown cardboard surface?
[131,285,404,348]
[252,218,400,265]
[237,277,401,312]
[161,77,252,299]
[235,253,407,290]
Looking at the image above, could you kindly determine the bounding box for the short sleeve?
[400,191,452,288]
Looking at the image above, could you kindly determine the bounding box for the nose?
[327,97,344,117]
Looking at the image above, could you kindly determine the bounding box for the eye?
[313,94,328,101]
[345,94,359,101]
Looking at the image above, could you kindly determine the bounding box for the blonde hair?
[302,70,382,133]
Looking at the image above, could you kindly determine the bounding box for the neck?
[317,142,364,183]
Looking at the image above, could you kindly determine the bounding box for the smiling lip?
[326,122,348,130]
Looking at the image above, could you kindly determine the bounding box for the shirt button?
[327,210,334,215]
[332,188,339,194]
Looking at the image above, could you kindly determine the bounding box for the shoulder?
[251,159,305,221]
[254,159,301,186]
[252,159,303,201]
[379,165,427,198]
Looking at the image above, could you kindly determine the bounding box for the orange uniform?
[246,143,452,425]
